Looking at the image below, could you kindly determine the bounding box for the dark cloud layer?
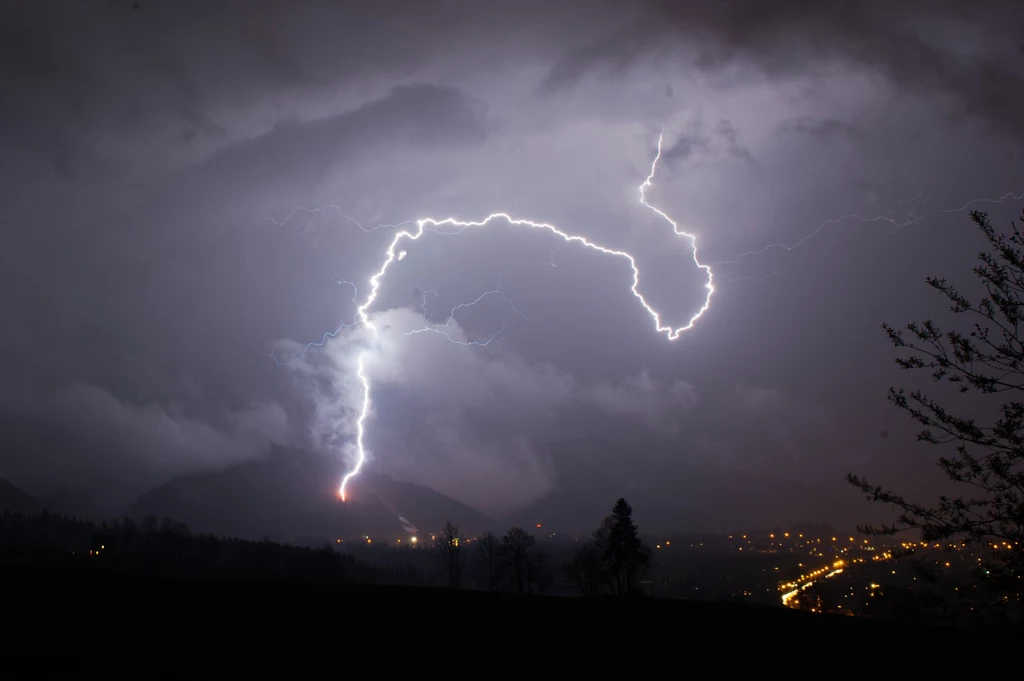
[546,0,1024,136]
[1,1,1021,529]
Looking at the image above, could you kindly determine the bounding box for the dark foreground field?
[4,566,1014,661]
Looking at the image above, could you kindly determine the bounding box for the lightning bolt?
[716,191,1024,267]
[406,279,527,347]
[271,279,359,367]
[639,131,715,334]
[341,353,372,498]
[270,205,416,233]
[274,131,713,501]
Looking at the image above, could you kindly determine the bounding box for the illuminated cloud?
[279,306,697,513]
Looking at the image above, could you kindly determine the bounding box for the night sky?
[2,0,1022,531]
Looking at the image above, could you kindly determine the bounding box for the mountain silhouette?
[129,450,491,544]
[0,478,43,514]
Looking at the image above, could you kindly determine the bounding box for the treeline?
[0,499,653,598]
[0,510,422,586]
[438,498,653,597]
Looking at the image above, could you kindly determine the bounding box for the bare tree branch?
[849,210,1024,621]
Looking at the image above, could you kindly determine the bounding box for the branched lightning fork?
[716,191,1024,266]
[271,279,359,367]
[279,136,1023,498]
[405,279,527,347]
[271,205,415,233]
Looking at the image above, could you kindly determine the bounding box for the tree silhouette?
[474,531,502,592]
[599,498,651,596]
[524,546,553,595]
[435,520,467,589]
[849,210,1024,617]
[562,541,604,598]
[500,527,536,594]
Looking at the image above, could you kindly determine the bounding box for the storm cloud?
[1,0,1021,529]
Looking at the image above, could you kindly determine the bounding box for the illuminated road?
[779,549,894,608]
[779,560,845,607]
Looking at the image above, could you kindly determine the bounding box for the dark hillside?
[4,566,1010,660]
[129,452,492,543]
[0,479,42,514]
